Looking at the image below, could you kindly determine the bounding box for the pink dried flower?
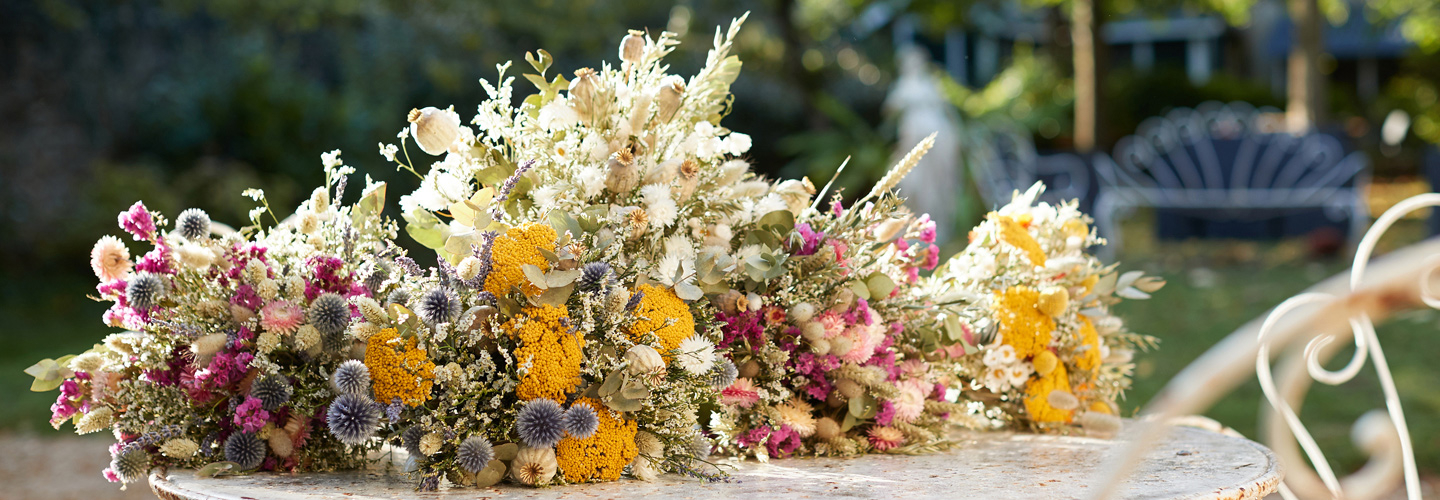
[868,426,905,451]
[90,236,133,282]
[720,378,761,408]
[235,396,270,433]
[260,300,304,335]
[118,202,157,241]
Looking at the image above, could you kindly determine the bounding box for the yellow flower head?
[364,328,435,407]
[509,305,584,402]
[995,286,1054,360]
[992,214,1046,266]
[556,398,639,482]
[485,222,557,297]
[626,284,694,357]
[1024,363,1072,423]
[1073,317,1102,372]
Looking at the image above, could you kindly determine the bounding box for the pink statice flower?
[118,201,156,241]
[766,425,802,458]
[135,243,175,275]
[234,396,270,433]
[737,425,770,450]
[916,214,937,244]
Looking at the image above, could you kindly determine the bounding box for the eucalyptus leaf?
[546,270,582,288]
[944,314,965,342]
[757,210,795,230]
[196,461,242,478]
[841,413,857,432]
[598,370,624,398]
[607,395,643,413]
[674,281,703,301]
[536,283,574,306]
[620,379,650,400]
[850,280,871,300]
[521,264,549,289]
[865,272,896,299]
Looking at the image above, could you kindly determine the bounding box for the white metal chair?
[966,118,1091,210]
[1089,195,1440,500]
[1094,101,1371,261]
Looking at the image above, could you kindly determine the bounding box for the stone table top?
[148,423,1280,500]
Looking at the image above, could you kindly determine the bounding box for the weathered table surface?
[149,423,1280,500]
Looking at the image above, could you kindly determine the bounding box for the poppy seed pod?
[655,76,685,123]
[674,159,700,202]
[605,149,639,194]
[620,29,646,64]
[569,68,601,121]
[407,107,461,156]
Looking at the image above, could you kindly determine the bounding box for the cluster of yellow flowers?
[510,305,584,402]
[1024,364,1072,423]
[556,398,639,482]
[995,286,1054,359]
[626,284,693,357]
[364,328,436,407]
[485,223,557,297]
[994,214,1046,266]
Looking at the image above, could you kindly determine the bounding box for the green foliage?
[939,47,1075,142]
[777,93,894,203]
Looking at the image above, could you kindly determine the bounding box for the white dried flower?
[175,243,215,271]
[69,352,105,373]
[256,331,280,354]
[160,438,199,459]
[675,335,715,375]
[408,107,462,156]
[75,407,114,434]
[420,432,444,456]
[256,279,280,301]
[353,297,387,325]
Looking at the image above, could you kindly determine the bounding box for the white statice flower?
[724,132,752,156]
[641,184,679,228]
[321,149,343,169]
[582,133,610,162]
[538,95,580,130]
[433,171,469,203]
[532,184,565,213]
[576,165,607,199]
[379,143,399,162]
[733,244,763,264]
[652,252,695,287]
[753,193,788,218]
[397,127,410,140]
[674,335,716,375]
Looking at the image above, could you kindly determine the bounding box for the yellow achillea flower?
[626,284,694,357]
[995,286,1054,360]
[485,222,557,297]
[510,305,583,402]
[993,214,1046,266]
[1024,364,1072,423]
[556,398,639,482]
[364,328,435,407]
[1073,317,1102,372]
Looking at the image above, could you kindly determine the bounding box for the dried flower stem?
[860,132,936,205]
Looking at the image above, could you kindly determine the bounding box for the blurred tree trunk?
[1286,0,1324,132]
[1071,0,1104,152]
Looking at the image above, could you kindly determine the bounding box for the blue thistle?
[126,272,165,310]
[563,404,599,440]
[456,435,494,473]
[417,287,460,325]
[176,208,211,240]
[708,359,738,389]
[224,432,267,470]
[385,289,410,307]
[111,446,151,483]
[385,397,403,421]
[308,293,350,336]
[401,425,425,458]
[326,393,380,446]
[577,262,611,292]
[690,432,713,460]
[250,374,293,411]
[625,290,645,312]
[515,398,566,448]
[364,261,391,293]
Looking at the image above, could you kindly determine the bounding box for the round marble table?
[149,424,1280,500]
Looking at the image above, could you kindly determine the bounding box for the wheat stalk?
[861,132,936,204]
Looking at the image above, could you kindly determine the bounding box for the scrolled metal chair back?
[1088,194,1439,500]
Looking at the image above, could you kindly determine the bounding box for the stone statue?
[884,46,962,243]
